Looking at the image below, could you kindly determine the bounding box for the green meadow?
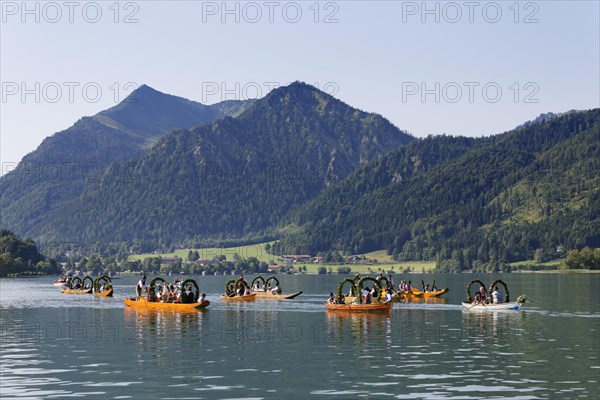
[128,243,437,274]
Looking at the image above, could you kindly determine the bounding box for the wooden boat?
[93,275,114,297]
[61,287,92,294]
[62,275,93,294]
[220,293,257,302]
[461,301,523,311]
[326,302,392,313]
[52,278,68,286]
[410,287,449,298]
[253,290,303,300]
[93,288,114,297]
[248,275,302,300]
[325,277,393,313]
[124,296,210,311]
[462,279,525,311]
[395,289,423,299]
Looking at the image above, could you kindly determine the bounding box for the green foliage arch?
[336,278,357,304]
[489,279,510,303]
[466,279,487,302]
[181,279,200,303]
[93,275,112,292]
[149,277,168,302]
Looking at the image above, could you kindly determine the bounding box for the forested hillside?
[0,85,252,240]
[277,109,600,270]
[30,82,413,244]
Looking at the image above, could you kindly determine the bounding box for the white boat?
[462,302,523,311]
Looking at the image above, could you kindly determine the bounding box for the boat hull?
[253,291,303,300]
[414,288,449,298]
[124,297,210,310]
[461,302,523,311]
[61,288,92,294]
[325,302,392,313]
[93,288,114,297]
[221,293,257,302]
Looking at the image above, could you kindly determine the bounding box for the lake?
[1,273,598,399]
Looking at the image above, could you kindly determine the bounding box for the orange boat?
[220,293,257,302]
[326,302,392,313]
[409,287,449,298]
[62,275,93,294]
[93,288,114,297]
[327,277,394,313]
[62,287,92,295]
[124,296,210,311]
[222,277,257,302]
[93,276,114,297]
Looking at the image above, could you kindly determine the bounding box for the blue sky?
[1,0,599,171]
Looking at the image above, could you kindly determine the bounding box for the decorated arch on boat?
[148,277,168,302]
[82,276,93,289]
[465,279,488,302]
[69,276,82,289]
[265,276,280,291]
[235,277,249,291]
[357,276,383,301]
[93,276,112,293]
[377,276,393,291]
[180,279,200,303]
[251,275,266,290]
[337,278,358,304]
[489,279,510,303]
[224,279,236,296]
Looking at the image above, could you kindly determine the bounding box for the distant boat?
[250,275,303,300]
[462,279,526,311]
[462,302,523,311]
[52,276,68,286]
[326,302,392,313]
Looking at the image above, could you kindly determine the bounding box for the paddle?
[467,300,487,310]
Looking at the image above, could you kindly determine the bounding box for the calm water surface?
[1,273,598,399]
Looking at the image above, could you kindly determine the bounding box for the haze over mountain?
[0,85,253,237]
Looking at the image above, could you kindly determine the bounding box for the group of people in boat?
[472,285,504,304]
[327,285,393,304]
[251,280,282,295]
[136,275,206,304]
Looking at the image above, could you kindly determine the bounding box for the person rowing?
[136,275,147,298]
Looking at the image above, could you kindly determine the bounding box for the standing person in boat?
[388,275,395,289]
[136,276,147,298]
[200,293,206,303]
